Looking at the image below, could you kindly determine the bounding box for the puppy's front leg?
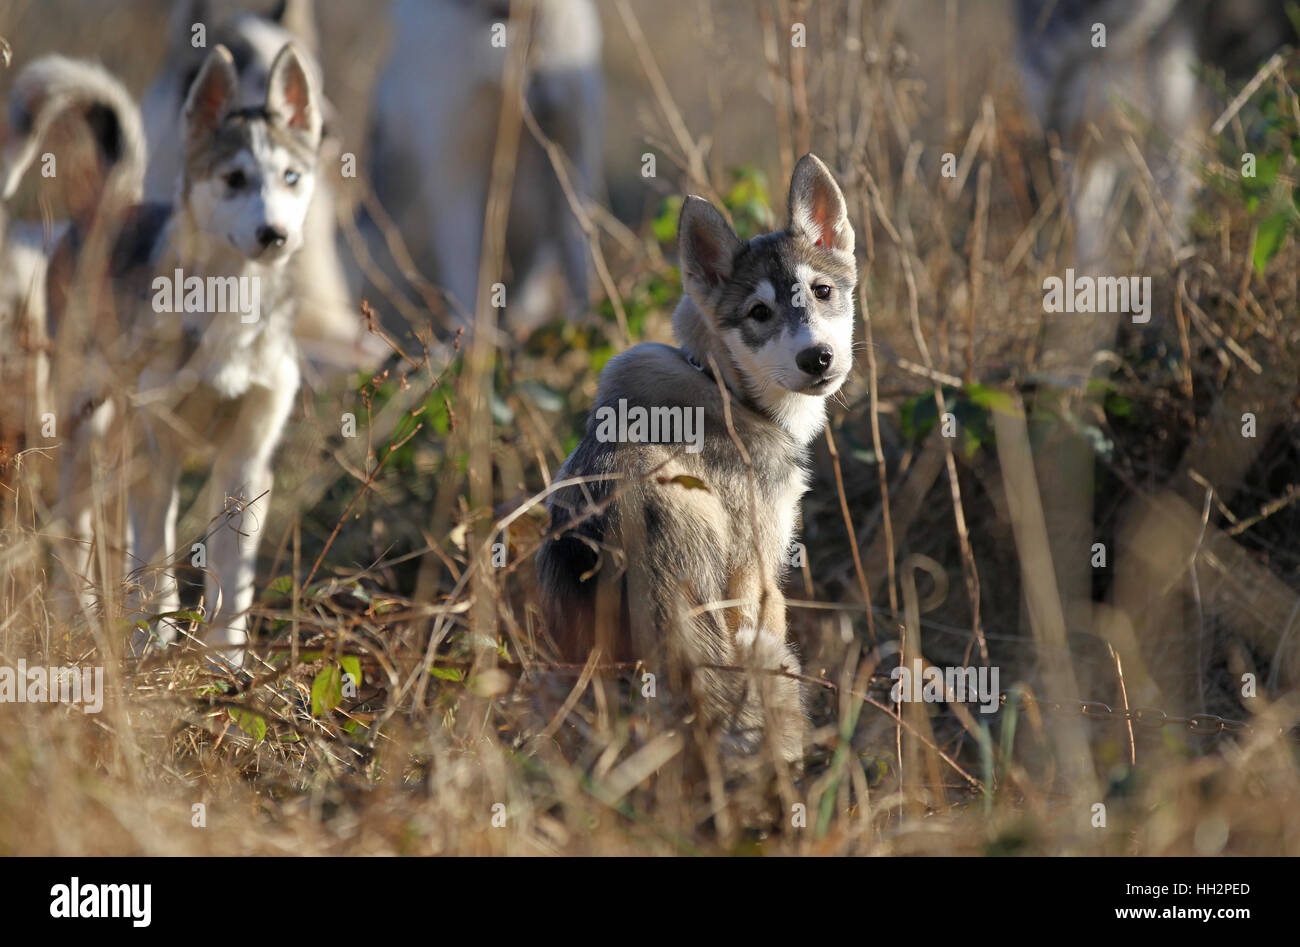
[733,591,806,769]
[206,456,272,665]
[206,372,297,666]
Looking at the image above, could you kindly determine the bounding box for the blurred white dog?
[366,0,603,336]
[1015,0,1295,267]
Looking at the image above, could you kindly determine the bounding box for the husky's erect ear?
[266,43,321,143]
[788,153,853,255]
[183,45,237,143]
[678,195,741,300]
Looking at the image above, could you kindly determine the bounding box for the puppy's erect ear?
[788,153,853,255]
[266,43,321,144]
[678,195,741,301]
[183,45,237,143]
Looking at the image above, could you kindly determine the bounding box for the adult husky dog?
[367,0,602,334]
[20,44,322,663]
[537,155,857,765]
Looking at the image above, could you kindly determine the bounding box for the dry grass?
[1,0,1299,856]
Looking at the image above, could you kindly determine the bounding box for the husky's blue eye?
[224,170,247,190]
[748,303,773,322]
[284,169,300,186]
[813,284,832,300]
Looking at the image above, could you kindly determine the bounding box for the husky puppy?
[367,0,603,334]
[142,0,370,370]
[36,44,322,662]
[537,155,857,765]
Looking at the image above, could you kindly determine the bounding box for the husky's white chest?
[145,260,295,400]
[770,464,810,571]
[181,309,291,399]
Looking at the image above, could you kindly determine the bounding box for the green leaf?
[311,665,344,716]
[1104,392,1134,419]
[264,575,294,598]
[429,666,464,682]
[899,389,945,442]
[722,164,774,237]
[227,708,267,743]
[1253,210,1291,274]
[427,395,451,436]
[652,196,683,244]
[963,382,1015,414]
[340,655,363,689]
[1256,152,1283,187]
[153,609,205,624]
[589,344,615,373]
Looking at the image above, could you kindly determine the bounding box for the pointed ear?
[183,45,237,143]
[678,196,741,299]
[266,43,321,143]
[788,153,853,255]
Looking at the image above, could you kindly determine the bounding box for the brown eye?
[749,303,773,322]
[224,169,247,190]
[813,284,832,300]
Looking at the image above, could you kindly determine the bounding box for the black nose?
[256,225,287,249]
[796,344,834,376]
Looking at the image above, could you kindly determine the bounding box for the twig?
[859,250,898,619]
[1225,484,1300,537]
[1210,52,1285,136]
[614,0,710,190]
[824,425,874,642]
[303,423,423,592]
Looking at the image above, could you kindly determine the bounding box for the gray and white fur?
[0,55,146,487]
[366,0,603,335]
[141,0,372,371]
[537,155,857,765]
[47,43,322,664]
[1015,0,1295,268]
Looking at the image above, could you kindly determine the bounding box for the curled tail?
[1,55,144,215]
